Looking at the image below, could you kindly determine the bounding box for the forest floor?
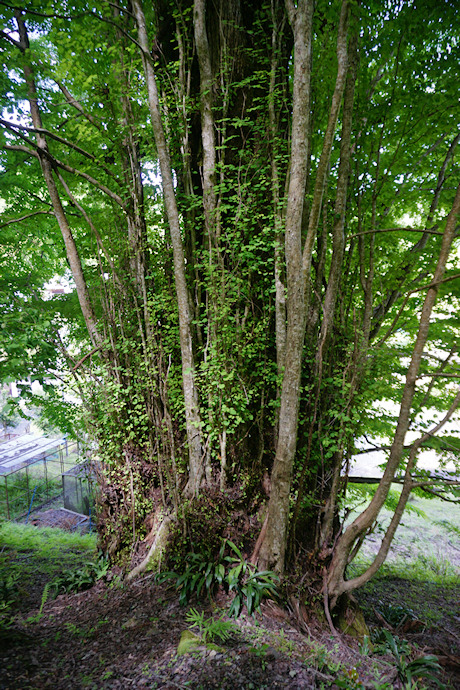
[0,494,459,689]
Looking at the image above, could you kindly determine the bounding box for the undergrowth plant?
[225,541,279,618]
[0,570,20,633]
[26,582,51,624]
[185,608,237,644]
[377,630,443,688]
[157,539,228,605]
[157,538,278,616]
[51,553,110,595]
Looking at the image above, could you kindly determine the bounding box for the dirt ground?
[1,500,459,689]
[0,562,459,690]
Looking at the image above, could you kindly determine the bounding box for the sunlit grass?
[348,551,459,586]
[0,520,97,589]
[0,520,96,554]
[345,489,460,586]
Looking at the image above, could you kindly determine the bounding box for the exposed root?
[250,514,268,565]
[126,514,173,581]
[323,568,340,638]
[289,595,311,636]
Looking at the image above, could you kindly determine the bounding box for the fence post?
[44,454,49,501]
[26,463,30,506]
[4,476,10,520]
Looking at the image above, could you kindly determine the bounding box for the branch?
[348,476,460,487]
[409,269,460,294]
[0,0,90,18]
[0,117,119,184]
[4,133,125,207]
[2,123,126,208]
[349,225,442,240]
[3,143,38,157]
[55,81,101,130]
[56,169,123,287]
[416,372,460,379]
[409,485,460,502]
[0,29,21,48]
[72,345,103,371]
[53,157,126,208]
[370,133,460,339]
[376,269,460,346]
[0,209,54,228]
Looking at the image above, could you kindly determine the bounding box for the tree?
[0,0,459,616]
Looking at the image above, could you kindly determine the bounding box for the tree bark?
[260,0,350,574]
[259,0,314,572]
[15,11,101,348]
[327,179,460,605]
[132,0,203,494]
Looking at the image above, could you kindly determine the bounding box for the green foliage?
[185,608,237,644]
[349,550,459,587]
[1,0,459,586]
[374,602,416,630]
[157,543,227,606]
[157,538,278,617]
[0,569,20,633]
[0,520,97,601]
[0,521,96,555]
[376,631,443,688]
[225,541,279,618]
[51,553,110,595]
[25,582,51,624]
[0,520,98,632]
[343,484,428,524]
[335,666,363,690]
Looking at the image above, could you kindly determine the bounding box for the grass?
[0,520,97,615]
[0,520,96,555]
[345,490,459,649]
[346,487,460,585]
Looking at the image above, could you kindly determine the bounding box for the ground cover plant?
[1,0,459,627]
[0,498,458,688]
[0,520,97,633]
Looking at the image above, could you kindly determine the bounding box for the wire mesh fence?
[0,439,95,520]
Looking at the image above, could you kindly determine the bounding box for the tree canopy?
[0,0,459,611]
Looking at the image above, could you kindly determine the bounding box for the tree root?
[126,514,173,582]
[323,568,340,637]
[250,514,268,565]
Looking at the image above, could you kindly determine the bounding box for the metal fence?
[0,439,83,520]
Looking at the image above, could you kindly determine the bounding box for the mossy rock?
[177,630,202,655]
[177,630,225,656]
[336,598,370,640]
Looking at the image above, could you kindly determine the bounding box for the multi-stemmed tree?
[1,0,459,614]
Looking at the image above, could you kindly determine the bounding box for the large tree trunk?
[132,0,204,494]
[15,11,101,348]
[260,0,350,574]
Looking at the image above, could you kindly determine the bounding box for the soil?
[1,503,459,689]
[1,559,459,690]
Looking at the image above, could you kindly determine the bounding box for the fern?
[26,582,50,624]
